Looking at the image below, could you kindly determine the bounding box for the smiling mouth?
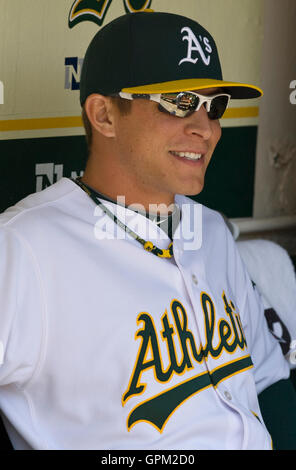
[169,151,204,161]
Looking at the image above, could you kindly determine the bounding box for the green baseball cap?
[79,10,263,106]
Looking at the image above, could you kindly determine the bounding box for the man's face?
[111,88,222,206]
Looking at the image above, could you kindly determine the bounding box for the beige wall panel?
[0,0,263,139]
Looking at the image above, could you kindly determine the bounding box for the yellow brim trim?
[122,78,263,98]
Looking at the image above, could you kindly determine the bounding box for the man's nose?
[184,104,213,140]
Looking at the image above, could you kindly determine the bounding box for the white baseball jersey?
[0,177,289,450]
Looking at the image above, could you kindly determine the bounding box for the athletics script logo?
[68,0,152,28]
[122,293,252,432]
[179,26,212,66]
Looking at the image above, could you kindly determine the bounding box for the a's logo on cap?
[179,27,212,67]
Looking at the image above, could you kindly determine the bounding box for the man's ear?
[84,94,116,138]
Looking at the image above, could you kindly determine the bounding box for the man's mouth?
[169,151,204,161]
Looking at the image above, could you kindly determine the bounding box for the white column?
[253,0,296,218]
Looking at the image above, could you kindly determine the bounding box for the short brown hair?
[81,97,132,154]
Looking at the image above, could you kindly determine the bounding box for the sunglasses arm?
[118,91,161,104]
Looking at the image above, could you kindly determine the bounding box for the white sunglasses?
[118,90,231,119]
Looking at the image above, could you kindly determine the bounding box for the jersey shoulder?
[0,178,78,229]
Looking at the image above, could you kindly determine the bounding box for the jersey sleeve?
[225,229,290,394]
[0,226,44,387]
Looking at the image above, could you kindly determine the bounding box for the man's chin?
[177,181,205,197]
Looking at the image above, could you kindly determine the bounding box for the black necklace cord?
[72,178,173,259]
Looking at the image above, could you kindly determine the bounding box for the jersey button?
[192,274,198,285]
[224,391,232,401]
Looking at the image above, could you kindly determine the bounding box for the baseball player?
[0,11,296,450]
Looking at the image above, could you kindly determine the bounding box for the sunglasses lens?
[158,93,229,119]
[176,93,199,115]
[208,95,229,120]
[159,92,199,117]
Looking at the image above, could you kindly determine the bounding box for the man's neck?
[80,175,176,216]
[76,177,181,241]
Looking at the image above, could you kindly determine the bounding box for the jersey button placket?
[223,390,232,401]
[191,274,198,285]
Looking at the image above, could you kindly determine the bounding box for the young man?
[0,11,295,450]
